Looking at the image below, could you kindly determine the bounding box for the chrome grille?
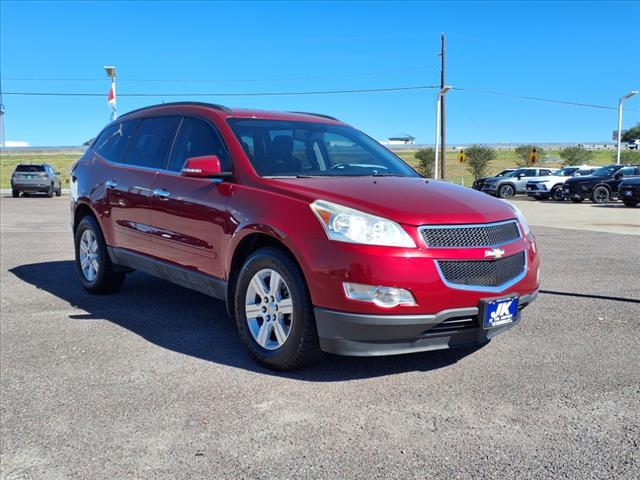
[420,220,520,248]
[437,251,526,288]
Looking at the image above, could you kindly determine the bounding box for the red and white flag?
[107,82,116,106]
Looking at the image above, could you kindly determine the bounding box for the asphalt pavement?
[1,196,639,479]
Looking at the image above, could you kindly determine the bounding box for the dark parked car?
[11,164,62,197]
[69,102,539,370]
[618,177,640,207]
[563,164,640,203]
[472,169,516,191]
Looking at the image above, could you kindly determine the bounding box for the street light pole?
[433,85,452,180]
[616,90,638,164]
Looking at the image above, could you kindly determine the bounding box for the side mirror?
[517,174,523,179]
[180,155,231,178]
[614,172,623,180]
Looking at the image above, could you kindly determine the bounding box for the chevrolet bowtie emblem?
[484,248,505,259]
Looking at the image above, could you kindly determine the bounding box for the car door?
[515,169,538,192]
[148,116,232,279]
[607,166,638,193]
[103,116,180,257]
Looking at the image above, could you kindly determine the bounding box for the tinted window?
[619,167,635,176]
[167,117,229,172]
[124,117,179,169]
[521,169,537,177]
[539,169,552,175]
[16,165,45,172]
[94,120,139,163]
[227,119,418,177]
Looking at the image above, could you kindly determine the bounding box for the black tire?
[623,201,638,207]
[46,183,54,198]
[12,189,19,198]
[498,184,515,198]
[591,186,610,204]
[551,186,564,201]
[55,186,62,197]
[74,215,125,294]
[570,198,583,203]
[234,247,323,370]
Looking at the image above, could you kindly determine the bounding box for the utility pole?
[439,33,446,180]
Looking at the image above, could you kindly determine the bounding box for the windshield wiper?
[370,173,405,177]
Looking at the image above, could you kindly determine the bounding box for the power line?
[452,87,635,111]
[2,85,440,97]
[2,85,638,112]
[0,67,431,84]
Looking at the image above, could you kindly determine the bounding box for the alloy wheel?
[245,268,294,350]
[79,229,99,282]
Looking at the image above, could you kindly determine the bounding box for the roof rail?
[120,101,232,117]
[288,111,340,121]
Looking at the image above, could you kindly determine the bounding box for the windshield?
[552,167,578,177]
[496,169,513,177]
[227,119,419,178]
[503,169,524,178]
[591,166,619,177]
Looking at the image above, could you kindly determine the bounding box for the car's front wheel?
[551,186,564,201]
[623,200,638,207]
[498,184,515,198]
[591,186,610,204]
[234,247,323,370]
[74,215,126,294]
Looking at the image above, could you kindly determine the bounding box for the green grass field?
[0,149,620,189]
[1,153,82,190]
[395,149,616,187]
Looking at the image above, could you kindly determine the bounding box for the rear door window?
[123,116,180,169]
[521,169,537,177]
[167,117,229,172]
[619,167,635,176]
[94,120,139,163]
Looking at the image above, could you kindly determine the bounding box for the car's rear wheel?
[498,184,515,198]
[551,186,564,201]
[570,198,583,203]
[74,215,125,294]
[623,200,638,207]
[55,186,62,197]
[591,186,610,204]
[46,183,54,198]
[234,247,322,370]
[12,190,19,198]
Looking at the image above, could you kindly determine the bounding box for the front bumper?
[619,187,640,202]
[481,184,498,195]
[563,184,589,200]
[315,290,538,356]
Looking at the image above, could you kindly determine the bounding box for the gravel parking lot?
[1,196,639,479]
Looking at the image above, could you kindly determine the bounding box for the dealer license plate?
[481,296,519,329]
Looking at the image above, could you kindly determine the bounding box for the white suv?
[526,166,598,200]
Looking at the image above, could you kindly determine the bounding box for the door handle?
[105,179,119,189]
[153,188,171,200]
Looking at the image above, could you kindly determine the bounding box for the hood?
[529,175,567,183]
[565,175,598,184]
[266,176,517,226]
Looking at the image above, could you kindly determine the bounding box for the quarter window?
[167,117,229,172]
[123,117,180,169]
[94,120,139,163]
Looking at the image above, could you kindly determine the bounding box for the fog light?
[343,282,416,308]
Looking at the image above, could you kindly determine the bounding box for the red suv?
[70,102,539,370]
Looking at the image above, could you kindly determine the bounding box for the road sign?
[529,147,538,165]
[459,150,465,163]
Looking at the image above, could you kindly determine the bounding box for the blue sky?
[1,0,639,146]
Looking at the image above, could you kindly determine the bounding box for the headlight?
[509,204,530,236]
[310,200,416,248]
